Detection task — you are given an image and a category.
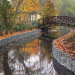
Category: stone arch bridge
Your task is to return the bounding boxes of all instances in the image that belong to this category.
[38,16,75,31]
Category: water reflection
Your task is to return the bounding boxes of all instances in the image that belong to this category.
[0,26,70,75]
[0,38,57,75]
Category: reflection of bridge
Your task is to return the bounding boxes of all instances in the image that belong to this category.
[38,16,75,29]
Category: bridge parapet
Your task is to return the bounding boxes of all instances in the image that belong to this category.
[38,16,75,29]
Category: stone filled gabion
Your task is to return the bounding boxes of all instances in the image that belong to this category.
[52,40,75,73]
[0,30,41,46]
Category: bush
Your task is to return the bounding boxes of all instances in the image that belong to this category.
[14,24,29,31]
[32,21,38,25]
[14,23,38,32]
[14,25,23,31]
[0,28,3,35]
[5,28,12,34]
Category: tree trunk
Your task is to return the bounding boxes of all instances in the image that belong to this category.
[15,0,23,24]
[3,52,12,75]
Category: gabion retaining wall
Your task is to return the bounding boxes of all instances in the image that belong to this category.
[53,58,75,75]
[52,31,75,73]
[0,30,41,46]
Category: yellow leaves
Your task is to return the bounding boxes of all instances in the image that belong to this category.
[12,0,32,12]
[42,0,57,17]
[11,0,41,23]
[17,0,40,12]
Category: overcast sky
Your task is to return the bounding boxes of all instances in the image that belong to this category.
[8,0,11,1]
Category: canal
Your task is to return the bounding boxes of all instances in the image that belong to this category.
[0,26,73,75]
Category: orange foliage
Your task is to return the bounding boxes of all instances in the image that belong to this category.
[54,29,75,57]
[42,0,57,17]
[11,0,41,23]
[0,29,39,39]
[19,0,40,12]
[20,39,41,55]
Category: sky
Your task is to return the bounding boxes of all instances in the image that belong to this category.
[8,0,11,1]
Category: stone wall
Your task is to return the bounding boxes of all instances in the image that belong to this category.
[52,30,75,73]
[0,30,41,47]
[53,58,74,75]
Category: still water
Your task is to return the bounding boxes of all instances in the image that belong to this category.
[0,26,70,75]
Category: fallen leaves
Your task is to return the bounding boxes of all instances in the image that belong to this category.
[0,29,39,39]
[54,29,75,57]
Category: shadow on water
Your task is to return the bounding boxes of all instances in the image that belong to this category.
[0,26,74,75]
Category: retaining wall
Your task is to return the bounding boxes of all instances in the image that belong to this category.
[52,30,75,73]
[0,30,41,47]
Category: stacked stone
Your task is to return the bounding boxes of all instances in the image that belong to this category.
[52,39,75,73]
[0,30,41,47]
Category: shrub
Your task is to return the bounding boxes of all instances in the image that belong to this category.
[14,23,37,32]
[0,28,3,35]
[5,28,10,34]
[32,21,38,25]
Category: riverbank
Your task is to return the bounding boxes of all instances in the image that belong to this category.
[0,29,38,40]
[54,29,75,57]
[0,29,41,46]
[52,29,75,73]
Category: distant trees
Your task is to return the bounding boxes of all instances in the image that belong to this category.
[60,0,75,17]
[66,1,75,17]
[42,0,57,18]
[41,0,75,17]
[52,0,62,15]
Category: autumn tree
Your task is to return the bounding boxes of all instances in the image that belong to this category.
[52,0,62,15]
[42,0,56,18]
[11,0,41,24]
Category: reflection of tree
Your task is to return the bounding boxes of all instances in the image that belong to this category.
[14,45,35,75]
[40,38,53,61]
[0,39,41,74]
[15,45,30,60]
[3,52,12,75]
[0,38,55,75]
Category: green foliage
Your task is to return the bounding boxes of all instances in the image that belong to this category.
[32,21,38,25]
[60,0,75,17]
[14,23,37,32]
[0,28,3,35]
[14,24,26,31]
[0,0,15,30]
[67,2,75,17]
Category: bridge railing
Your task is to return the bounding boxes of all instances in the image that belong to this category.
[38,16,75,28]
